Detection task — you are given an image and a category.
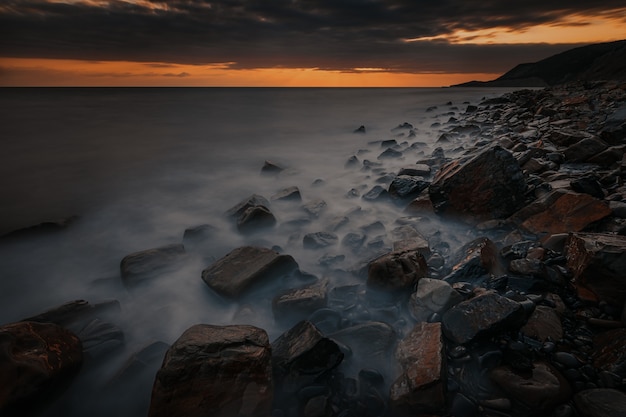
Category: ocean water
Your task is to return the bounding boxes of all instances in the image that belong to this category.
[0,87,517,415]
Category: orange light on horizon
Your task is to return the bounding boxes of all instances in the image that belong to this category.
[0,58,499,87]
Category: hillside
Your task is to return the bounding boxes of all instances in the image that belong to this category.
[455,39,626,87]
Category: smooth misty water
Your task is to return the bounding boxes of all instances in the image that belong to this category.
[0,87,516,415]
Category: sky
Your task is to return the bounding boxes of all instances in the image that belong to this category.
[1,0,626,87]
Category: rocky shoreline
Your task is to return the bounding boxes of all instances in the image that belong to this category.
[2,81,626,417]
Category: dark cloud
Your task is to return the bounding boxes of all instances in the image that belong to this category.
[1,0,625,74]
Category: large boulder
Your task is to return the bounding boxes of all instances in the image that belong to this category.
[442,292,526,345]
[367,248,428,292]
[511,190,611,237]
[409,278,463,322]
[202,246,299,298]
[120,244,186,289]
[574,388,626,417]
[148,324,272,417]
[429,146,526,222]
[0,321,83,415]
[390,322,446,415]
[563,137,608,163]
[565,233,626,306]
[592,328,626,379]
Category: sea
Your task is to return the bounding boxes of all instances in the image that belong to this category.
[0,87,518,416]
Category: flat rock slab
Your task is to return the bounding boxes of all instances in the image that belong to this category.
[442,292,525,345]
[490,362,571,413]
[511,190,611,236]
[120,244,186,288]
[202,246,298,298]
[148,324,272,417]
[574,388,626,417]
[429,145,526,222]
[565,233,626,306]
[390,322,446,415]
[0,321,83,413]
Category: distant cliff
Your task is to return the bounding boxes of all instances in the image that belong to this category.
[455,39,626,87]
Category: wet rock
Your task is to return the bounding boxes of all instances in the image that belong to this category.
[429,145,526,222]
[77,318,125,360]
[570,176,605,199]
[378,148,403,159]
[329,322,395,368]
[367,248,428,292]
[390,322,446,415]
[404,194,434,214]
[21,299,120,329]
[341,232,366,252]
[444,237,504,284]
[110,341,170,383]
[353,125,366,134]
[490,362,571,413]
[261,159,284,175]
[120,244,186,289]
[362,185,390,202]
[592,328,626,378]
[520,306,563,342]
[201,246,299,298]
[388,175,429,200]
[148,324,272,417]
[563,138,608,163]
[272,186,302,202]
[237,205,277,233]
[574,388,626,417]
[398,164,431,177]
[183,224,216,246]
[226,194,271,218]
[0,215,79,240]
[565,233,626,306]
[0,321,83,415]
[442,291,525,345]
[409,278,463,322]
[273,279,329,322]
[302,199,328,217]
[272,321,343,390]
[345,155,360,168]
[303,232,338,249]
[511,190,611,236]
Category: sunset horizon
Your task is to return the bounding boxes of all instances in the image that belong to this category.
[2,1,626,87]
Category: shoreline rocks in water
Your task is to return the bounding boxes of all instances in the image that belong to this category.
[3,81,626,417]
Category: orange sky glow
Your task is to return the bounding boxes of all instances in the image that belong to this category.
[2,7,625,87]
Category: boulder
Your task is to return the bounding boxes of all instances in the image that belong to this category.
[442,292,525,345]
[302,199,327,218]
[429,146,526,222]
[520,306,563,342]
[490,362,571,413]
[148,324,272,417]
[271,186,302,202]
[388,175,429,200]
[237,205,276,233]
[201,246,299,298]
[367,248,428,292]
[563,137,608,163]
[574,389,626,417]
[303,232,338,249]
[510,190,611,236]
[0,321,83,414]
[120,244,186,289]
[565,233,626,306]
[390,322,446,415]
[341,232,367,252]
[409,278,463,322]
[261,160,284,175]
[591,328,626,378]
[272,279,329,322]
[444,237,504,284]
[362,185,390,202]
[226,194,271,219]
[570,176,605,199]
[378,148,403,159]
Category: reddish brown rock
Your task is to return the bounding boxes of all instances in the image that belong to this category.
[428,146,526,222]
[202,246,299,298]
[367,248,428,291]
[390,322,446,415]
[511,190,611,236]
[442,292,525,345]
[272,278,329,321]
[444,237,505,283]
[490,362,571,413]
[574,388,626,417]
[565,233,626,306]
[148,324,272,417]
[0,321,83,413]
[520,306,564,342]
[592,328,626,378]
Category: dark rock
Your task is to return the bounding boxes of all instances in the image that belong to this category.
[303,232,338,249]
[360,221,386,235]
[77,318,124,360]
[237,205,277,233]
[362,185,390,202]
[574,388,626,417]
[329,322,395,368]
[398,164,431,177]
[409,278,463,322]
[466,105,478,113]
[0,215,79,240]
[110,341,170,383]
[563,138,608,163]
[381,139,398,147]
[148,324,272,417]
[490,362,571,413]
[520,306,563,342]
[201,246,299,298]
[341,232,367,252]
[392,122,414,131]
[367,248,428,292]
[444,237,505,284]
[0,321,83,414]
[21,299,120,329]
[273,279,329,322]
[588,145,626,167]
[378,148,403,159]
[226,194,271,219]
[570,176,605,199]
[429,146,526,222]
[261,160,285,175]
[183,224,216,246]
[390,322,446,415]
[565,233,626,306]
[345,155,360,168]
[592,328,626,378]
[442,291,525,344]
[511,190,611,236]
[120,244,186,289]
[272,186,302,202]
[302,199,328,217]
[388,175,429,200]
[353,125,366,134]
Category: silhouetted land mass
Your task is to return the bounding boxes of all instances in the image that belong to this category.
[455,39,626,87]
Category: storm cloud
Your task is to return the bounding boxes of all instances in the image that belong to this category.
[1,0,625,73]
